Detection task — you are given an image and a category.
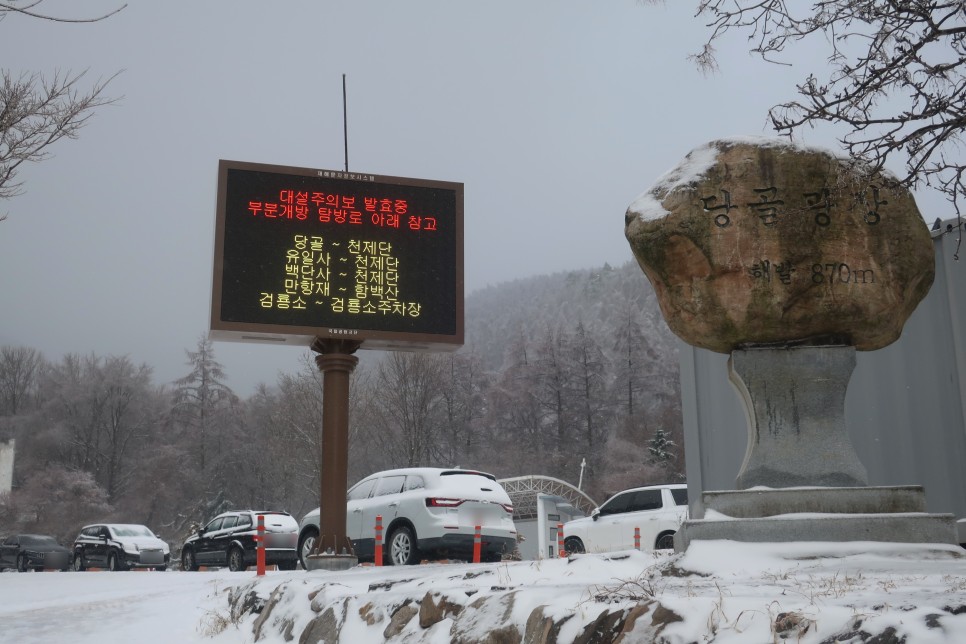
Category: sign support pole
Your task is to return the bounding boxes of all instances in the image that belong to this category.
[304,337,361,571]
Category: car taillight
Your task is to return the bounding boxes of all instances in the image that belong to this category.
[501,504,514,514]
[426,498,464,508]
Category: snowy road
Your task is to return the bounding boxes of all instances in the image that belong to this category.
[0,569,270,644]
[3,542,966,644]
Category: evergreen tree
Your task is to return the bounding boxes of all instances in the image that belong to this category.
[647,427,676,469]
[172,336,236,472]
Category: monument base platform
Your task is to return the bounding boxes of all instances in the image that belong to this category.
[304,553,358,572]
[676,486,959,551]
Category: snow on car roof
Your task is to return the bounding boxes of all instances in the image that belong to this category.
[358,467,498,482]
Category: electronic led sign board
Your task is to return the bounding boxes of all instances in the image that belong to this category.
[211,160,464,351]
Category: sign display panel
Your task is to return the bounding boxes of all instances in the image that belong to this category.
[211,160,464,350]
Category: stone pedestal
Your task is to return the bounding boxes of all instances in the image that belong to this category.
[676,486,958,550]
[730,345,867,489]
[673,346,957,551]
[304,553,358,572]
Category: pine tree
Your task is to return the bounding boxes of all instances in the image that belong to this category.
[172,336,236,472]
[647,427,676,469]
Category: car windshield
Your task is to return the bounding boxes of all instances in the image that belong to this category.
[20,535,58,547]
[110,525,155,538]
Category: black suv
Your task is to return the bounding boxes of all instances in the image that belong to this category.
[72,524,170,571]
[0,534,71,572]
[181,510,299,571]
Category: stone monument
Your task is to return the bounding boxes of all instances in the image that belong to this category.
[625,137,957,548]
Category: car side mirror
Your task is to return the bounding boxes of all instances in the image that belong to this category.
[591,509,600,521]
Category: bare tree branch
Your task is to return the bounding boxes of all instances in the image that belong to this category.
[0,1,126,23]
[0,69,121,207]
[690,1,966,227]
[0,1,125,219]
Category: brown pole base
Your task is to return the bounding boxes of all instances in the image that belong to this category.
[310,338,361,564]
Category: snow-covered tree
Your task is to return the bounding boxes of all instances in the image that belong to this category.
[568,321,612,450]
[0,345,43,415]
[96,356,156,502]
[435,351,489,466]
[369,352,445,468]
[482,330,549,476]
[533,324,578,447]
[647,427,677,470]
[34,353,157,503]
[612,305,648,419]
[0,262,688,524]
[172,336,236,472]
[10,465,113,544]
[231,355,369,516]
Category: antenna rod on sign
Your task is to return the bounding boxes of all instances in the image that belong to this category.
[342,74,349,172]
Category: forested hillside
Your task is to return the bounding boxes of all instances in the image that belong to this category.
[0,261,684,546]
[462,261,684,489]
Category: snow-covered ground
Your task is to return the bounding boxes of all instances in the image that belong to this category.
[2,541,965,643]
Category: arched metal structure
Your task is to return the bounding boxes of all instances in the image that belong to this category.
[498,475,598,521]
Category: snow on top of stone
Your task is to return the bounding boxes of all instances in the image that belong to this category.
[626,136,844,223]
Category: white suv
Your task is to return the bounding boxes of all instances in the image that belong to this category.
[298,468,517,566]
[562,483,687,554]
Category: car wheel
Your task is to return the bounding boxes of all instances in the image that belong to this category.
[107,552,125,571]
[155,565,167,572]
[298,528,318,569]
[387,526,419,566]
[16,554,28,572]
[564,537,585,555]
[655,532,676,550]
[72,553,86,572]
[182,548,198,571]
[227,547,245,572]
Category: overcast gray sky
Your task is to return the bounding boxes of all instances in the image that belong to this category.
[1,1,950,396]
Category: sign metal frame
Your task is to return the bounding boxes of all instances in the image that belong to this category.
[210,159,464,352]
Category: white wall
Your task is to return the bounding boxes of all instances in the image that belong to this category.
[0,440,14,495]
